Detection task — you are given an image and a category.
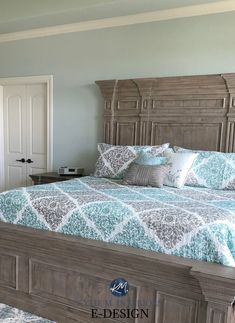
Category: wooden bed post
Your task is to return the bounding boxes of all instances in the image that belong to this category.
[192,270,235,323]
[222,74,235,153]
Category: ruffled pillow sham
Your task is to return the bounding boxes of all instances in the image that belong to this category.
[94,143,169,179]
[174,146,235,189]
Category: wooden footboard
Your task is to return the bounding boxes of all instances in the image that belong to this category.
[0,222,234,323]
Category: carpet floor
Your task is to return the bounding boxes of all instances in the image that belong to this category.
[0,303,55,322]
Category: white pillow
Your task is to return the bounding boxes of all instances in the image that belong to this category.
[164,152,198,188]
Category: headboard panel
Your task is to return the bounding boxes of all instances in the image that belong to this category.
[96,73,235,152]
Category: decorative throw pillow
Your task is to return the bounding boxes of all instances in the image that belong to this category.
[164,151,198,189]
[162,148,174,155]
[123,163,169,187]
[135,152,168,166]
[174,146,235,189]
[94,143,169,179]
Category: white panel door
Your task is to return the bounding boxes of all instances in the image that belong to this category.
[3,85,27,190]
[26,84,47,186]
[3,84,47,190]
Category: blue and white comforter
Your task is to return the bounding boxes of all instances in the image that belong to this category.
[0,176,235,266]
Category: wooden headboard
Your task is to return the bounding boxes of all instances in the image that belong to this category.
[96,74,235,152]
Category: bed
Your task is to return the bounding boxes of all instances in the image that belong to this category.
[1,177,235,267]
[1,73,235,323]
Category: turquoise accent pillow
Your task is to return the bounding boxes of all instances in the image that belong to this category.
[174,146,235,190]
[135,152,168,166]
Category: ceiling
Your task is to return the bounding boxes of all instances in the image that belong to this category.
[0,0,229,34]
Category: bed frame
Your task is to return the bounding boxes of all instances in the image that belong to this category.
[1,73,235,323]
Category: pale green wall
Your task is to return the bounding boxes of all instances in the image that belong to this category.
[0,12,235,173]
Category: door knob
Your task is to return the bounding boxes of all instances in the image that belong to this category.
[26,159,34,163]
[16,158,25,163]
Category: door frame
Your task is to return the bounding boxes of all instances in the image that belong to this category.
[0,75,53,191]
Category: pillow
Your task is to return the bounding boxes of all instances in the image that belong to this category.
[174,146,235,189]
[94,143,169,179]
[164,151,198,189]
[162,147,174,155]
[135,152,168,166]
[123,163,169,187]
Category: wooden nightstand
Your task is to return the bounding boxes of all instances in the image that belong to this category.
[29,172,84,185]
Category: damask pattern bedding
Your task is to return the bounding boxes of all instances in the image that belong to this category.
[0,176,235,266]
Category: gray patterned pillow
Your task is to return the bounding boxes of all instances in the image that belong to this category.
[94,143,169,179]
[174,146,235,189]
[123,163,169,187]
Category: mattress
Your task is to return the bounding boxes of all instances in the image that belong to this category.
[0,176,235,266]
